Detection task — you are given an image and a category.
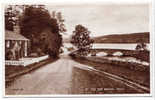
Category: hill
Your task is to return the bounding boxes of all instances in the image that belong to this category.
[93,32,149,43]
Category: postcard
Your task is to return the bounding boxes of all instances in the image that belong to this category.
[0,0,154,99]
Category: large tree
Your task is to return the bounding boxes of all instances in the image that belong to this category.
[19,5,62,58]
[5,5,17,31]
[51,11,67,33]
[71,24,94,56]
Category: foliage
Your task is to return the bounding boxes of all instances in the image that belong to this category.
[135,42,147,51]
[51,11,67,33]
[19,5,62,58]
[5,6,17,31]
[71,24,94,56]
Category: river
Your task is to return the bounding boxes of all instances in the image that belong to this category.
[63,43,150,50]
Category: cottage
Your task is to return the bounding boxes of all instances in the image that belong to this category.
[5,26,29,60]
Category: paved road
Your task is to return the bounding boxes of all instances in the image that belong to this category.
[6,55,141,95]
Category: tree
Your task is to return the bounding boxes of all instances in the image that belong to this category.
[136,42,147,51]
[70,24,94,56]
[135,39,147,51]
[51,11,67,33]
[5,5,33,31]
[19,5,62,58]
[5,5,17,31]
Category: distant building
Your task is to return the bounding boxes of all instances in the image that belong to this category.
[5,26,29,60]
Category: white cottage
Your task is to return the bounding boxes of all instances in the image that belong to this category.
[5,26,29,60]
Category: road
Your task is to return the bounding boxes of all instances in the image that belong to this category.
[5,55,145,95]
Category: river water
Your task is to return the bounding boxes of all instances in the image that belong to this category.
[64,43,150,50]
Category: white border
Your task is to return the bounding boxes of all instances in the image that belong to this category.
[0,0,154,99]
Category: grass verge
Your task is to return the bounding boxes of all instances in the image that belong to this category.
[71,56,150,88]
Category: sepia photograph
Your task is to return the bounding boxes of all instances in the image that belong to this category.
[2,0,153,97]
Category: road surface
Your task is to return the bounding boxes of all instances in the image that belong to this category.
[5,55,145,95]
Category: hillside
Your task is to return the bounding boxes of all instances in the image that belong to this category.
[93,32,149,43]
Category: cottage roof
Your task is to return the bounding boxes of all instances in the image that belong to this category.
[5,30,29,41]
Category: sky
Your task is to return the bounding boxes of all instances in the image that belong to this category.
[46,3,149,37]
[5,1,150,37]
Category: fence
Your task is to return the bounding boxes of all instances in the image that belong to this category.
[5,55,49,67]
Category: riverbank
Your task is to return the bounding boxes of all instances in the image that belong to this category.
[90,49,150,62]
[70,50,150,88]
